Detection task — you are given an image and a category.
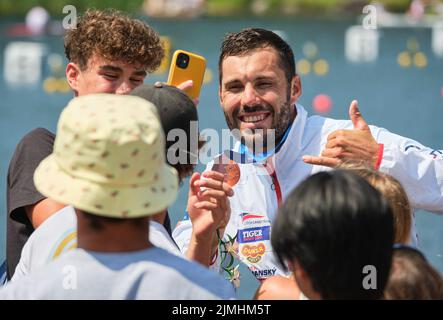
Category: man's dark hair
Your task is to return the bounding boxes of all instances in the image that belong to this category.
[218,28,296,85]
[272,170,394,300]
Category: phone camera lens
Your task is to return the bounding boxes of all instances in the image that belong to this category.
[176,53,189,69]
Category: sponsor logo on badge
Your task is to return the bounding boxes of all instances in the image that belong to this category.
[240,212,270,226]
[252,268,277,280]
[241,212,264,222]
[241,243,266,263]
[238,226,270,244]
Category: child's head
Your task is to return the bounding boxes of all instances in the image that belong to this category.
[384,245,443,299]
[272,170,394,299]
[340,163,412,244]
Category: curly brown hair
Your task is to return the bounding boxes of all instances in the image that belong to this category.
[64,9,164,72]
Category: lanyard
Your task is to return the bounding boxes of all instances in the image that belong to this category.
[237,124,292,164]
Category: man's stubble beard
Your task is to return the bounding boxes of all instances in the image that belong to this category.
[224,97,294,154]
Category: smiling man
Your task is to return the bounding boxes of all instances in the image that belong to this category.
[219,42,299,154]
[173,28,443,283]
[5,9,164,280]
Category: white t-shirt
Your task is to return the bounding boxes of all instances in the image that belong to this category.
[12,206,182,282]
[0,247,236,299]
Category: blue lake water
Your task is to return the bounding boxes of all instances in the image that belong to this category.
[1,16,442,299]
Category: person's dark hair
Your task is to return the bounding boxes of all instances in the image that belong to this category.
[383,245,443,299]
[64,9,164,72]
[272,170,394,300]
[219,28,296,85]
[81,211,147,231]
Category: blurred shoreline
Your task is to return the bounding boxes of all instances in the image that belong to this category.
[1,0,442,18]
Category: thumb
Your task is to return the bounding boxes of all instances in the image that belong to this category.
[349,100,369,130]
[188,172,201,197]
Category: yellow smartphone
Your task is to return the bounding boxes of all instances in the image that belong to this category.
[167,50,206,100]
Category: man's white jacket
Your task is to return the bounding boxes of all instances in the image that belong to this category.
[173,104,443,281]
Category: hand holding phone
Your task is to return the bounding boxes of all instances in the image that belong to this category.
[167,50,206,101]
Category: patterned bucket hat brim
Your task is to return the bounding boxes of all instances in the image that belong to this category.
[34,94,179,219]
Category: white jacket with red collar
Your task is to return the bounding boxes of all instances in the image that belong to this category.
[173,104,443,281]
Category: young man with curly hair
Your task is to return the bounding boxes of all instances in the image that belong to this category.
[5,9,167,280]
[63,9,164,96]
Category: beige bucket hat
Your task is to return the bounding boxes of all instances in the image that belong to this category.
[34,93,178,218]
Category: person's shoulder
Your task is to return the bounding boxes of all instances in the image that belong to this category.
[0,274,33,299]
[25,206,76,247]
[306,114,352,131]
[254,275,300,300]
[19,128,55,147]
[149,247,206,272]
[148,248,235,296]
[11,128,55,161]
[7,128,56,215]
[262,275,295,290]
[0,251,76,299]
[299,115,351,147]
[305,113,386,136]
[149,221,182,255]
